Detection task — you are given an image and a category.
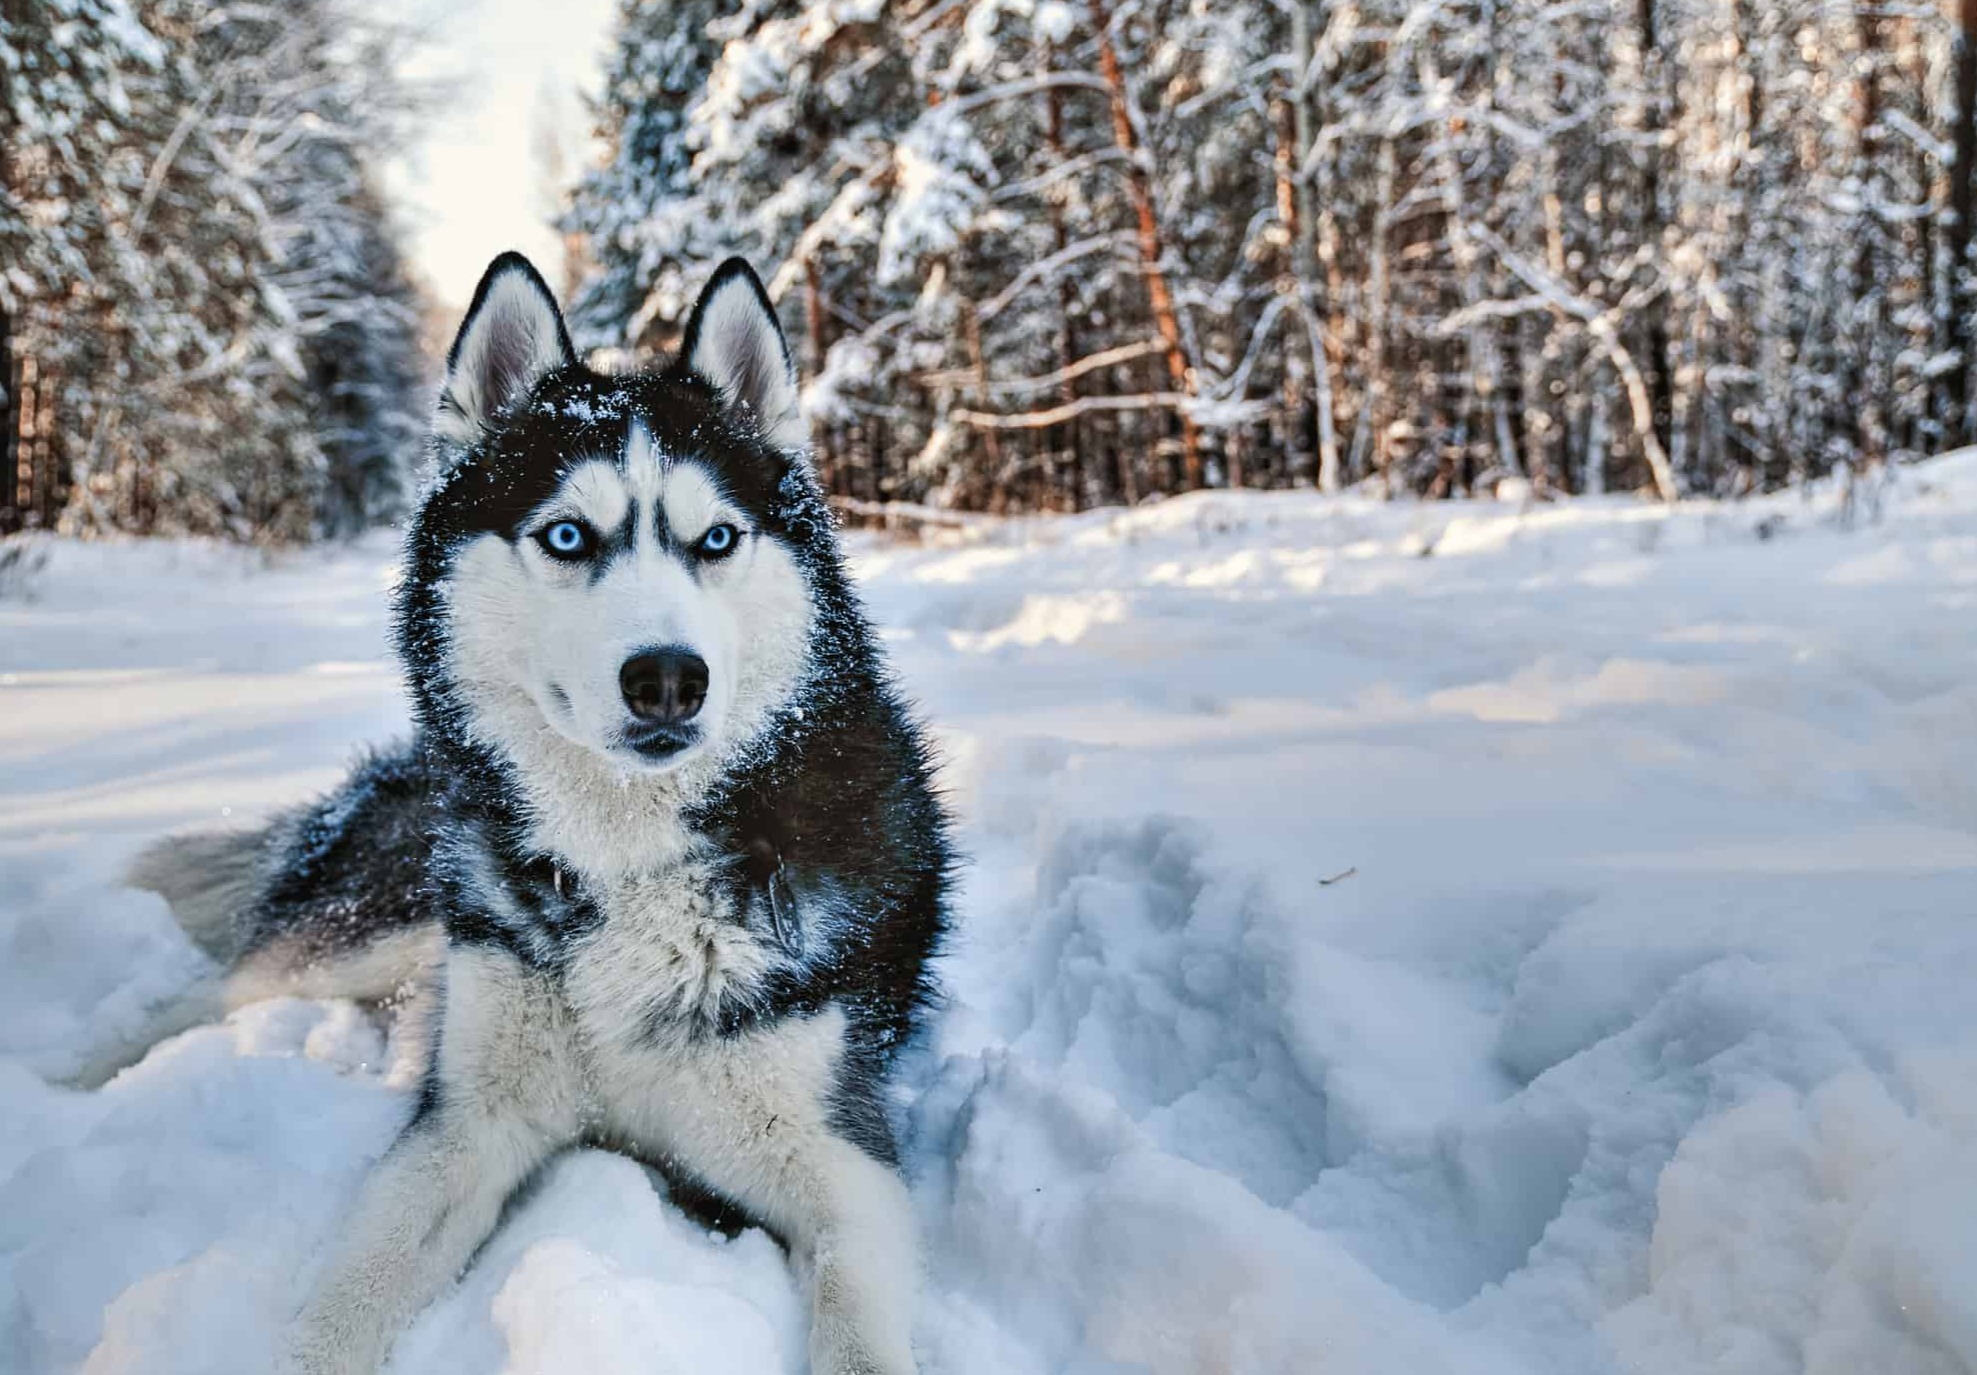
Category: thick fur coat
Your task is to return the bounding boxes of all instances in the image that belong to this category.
[94,254,953,1375]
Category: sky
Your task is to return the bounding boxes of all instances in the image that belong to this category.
[381,0,621,312]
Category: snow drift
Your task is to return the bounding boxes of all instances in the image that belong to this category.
[4,457,1976,1373]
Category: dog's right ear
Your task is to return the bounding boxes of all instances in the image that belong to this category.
[680,258,806,452]
[435,252,575,446]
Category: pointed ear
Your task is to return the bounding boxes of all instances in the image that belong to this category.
[680,259,806,451]
[435,252,575,445]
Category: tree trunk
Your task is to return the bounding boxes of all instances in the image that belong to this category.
[1352,138,1397,490]
[0,95,16,536]
[1042,44,1084,508]
[1278,0,1341,491]
[1951,0,1977,442]
[1637,0,1676,494]
[1852,4,1886,464]
[1088,0,1201,488]
[1273,90,1313,483]
[962,300,1007,509]
[0,305,15,536]
[802,259,838,492]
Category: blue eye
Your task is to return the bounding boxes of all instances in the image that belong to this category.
[699,523,739,558]
[539,520,592,559]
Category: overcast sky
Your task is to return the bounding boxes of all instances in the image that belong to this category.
[382,0,620,312]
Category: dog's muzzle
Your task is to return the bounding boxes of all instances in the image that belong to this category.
[619,647,708,758]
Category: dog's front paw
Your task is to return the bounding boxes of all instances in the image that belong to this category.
[280,1335,345,1375]
[809,1308,916,1375]
[810,1341,917,1375]
[283,1309,384,1375]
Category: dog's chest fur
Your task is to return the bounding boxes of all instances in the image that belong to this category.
[511,852,849,1187]
[560,855,779,1048]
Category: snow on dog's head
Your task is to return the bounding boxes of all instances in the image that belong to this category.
[399,252,828,802]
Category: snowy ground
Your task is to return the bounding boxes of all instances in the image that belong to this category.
[4,458,1977,1375]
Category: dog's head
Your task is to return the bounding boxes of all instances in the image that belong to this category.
[401,253,829,789]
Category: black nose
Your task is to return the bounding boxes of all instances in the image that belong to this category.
[619,648,708,724]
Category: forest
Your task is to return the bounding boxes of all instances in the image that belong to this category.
[564,0,1977,511]
[1,0,426,540]
[9,0,1977,535]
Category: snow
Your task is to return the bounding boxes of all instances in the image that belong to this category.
[5,454,1977,1372]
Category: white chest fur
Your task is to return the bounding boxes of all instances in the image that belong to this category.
[545,867,853,1227]
[560,857,780,1052]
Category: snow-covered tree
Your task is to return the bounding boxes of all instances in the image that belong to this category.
[558,0,1977,509]
[1,0,160,530]
[559,0,728,353]
[1,0,428,540]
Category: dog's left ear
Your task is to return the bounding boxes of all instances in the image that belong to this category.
[436,251,576,445]
[681,259,807,452]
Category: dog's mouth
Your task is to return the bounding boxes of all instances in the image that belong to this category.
[619,720,702,766]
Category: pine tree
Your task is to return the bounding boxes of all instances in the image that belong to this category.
[560,0,727,354]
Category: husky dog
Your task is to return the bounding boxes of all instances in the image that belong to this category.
[90,253,953,1375]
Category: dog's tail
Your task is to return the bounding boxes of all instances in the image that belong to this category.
[67,973,231,1090]
[78,748,445,1089]
[64,827,279,1089]
[123,825,272,966]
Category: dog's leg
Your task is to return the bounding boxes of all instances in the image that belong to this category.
[787,1132,920,1375]
[290,946,581,1375]
[615,1009,918,1375]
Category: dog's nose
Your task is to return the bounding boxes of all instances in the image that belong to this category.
[619,648,708,724]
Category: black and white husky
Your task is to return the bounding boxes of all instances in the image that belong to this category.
[83,253,953,1375]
